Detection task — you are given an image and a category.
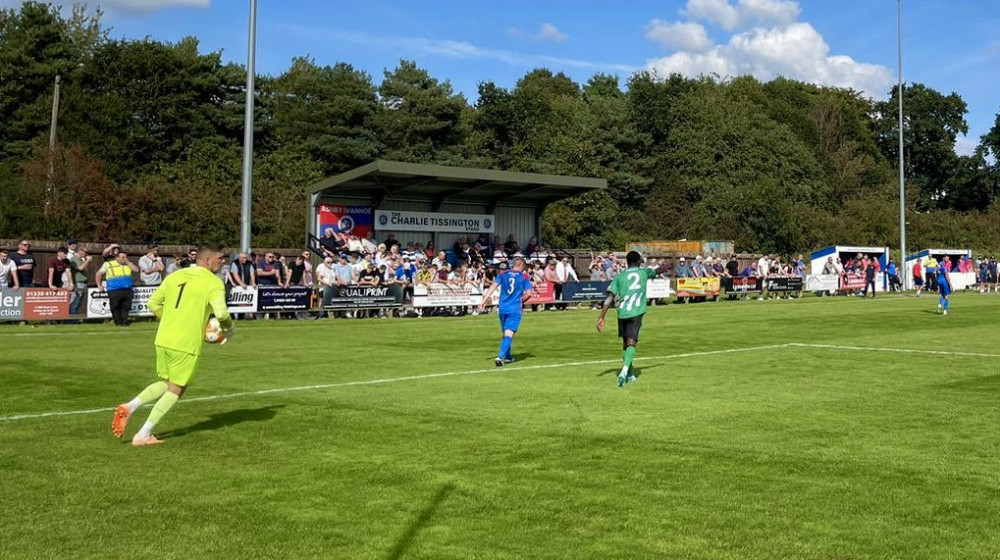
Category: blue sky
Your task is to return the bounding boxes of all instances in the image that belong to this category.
[25,0,1000,155]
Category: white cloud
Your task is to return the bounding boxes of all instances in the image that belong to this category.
[510,23,568,43]
[280,25,636,74]
[645,6,893,98]
[682,0,799,32]
[954,136,978,157]
[538,23,567,43]
[645,20,713,52]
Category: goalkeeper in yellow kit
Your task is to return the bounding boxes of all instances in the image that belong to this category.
[112,243,234,446]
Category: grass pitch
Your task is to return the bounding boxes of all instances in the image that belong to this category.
[2,293,1000,559]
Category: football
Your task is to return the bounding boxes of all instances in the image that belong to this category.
[204,317,227,345]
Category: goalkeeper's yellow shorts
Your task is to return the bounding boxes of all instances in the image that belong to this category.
[155,346,201,387]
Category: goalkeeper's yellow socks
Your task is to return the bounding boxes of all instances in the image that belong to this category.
[135,391,179,438]
[127,381,168,413]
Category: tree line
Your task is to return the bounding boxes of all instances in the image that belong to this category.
[1,2,999,255]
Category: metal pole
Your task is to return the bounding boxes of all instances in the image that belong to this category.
[240,0,258,253]
[897,0,907,289]
[45,74,61,217]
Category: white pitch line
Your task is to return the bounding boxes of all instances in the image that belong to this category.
[787,342,1000,358]
[0,344,787,423]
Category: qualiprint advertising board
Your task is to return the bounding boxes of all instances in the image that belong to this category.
[375,210,495,234]
[0,288,72,320]
[324,284,404,310]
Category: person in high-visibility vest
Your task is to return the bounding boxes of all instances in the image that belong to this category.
[97,248,139,327]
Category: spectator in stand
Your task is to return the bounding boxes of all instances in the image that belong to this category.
[228,252,256,288]
[604,252,620,280]
[524,236,539,258]
[360,231,377,255]
[319,229,341,258]
[588,255,605,281]
[432,251,448,269]
[725,255,740,278]
[47,247,72,290]
[741,262,756,277]
[97,249,139,327]
[383,233,401,252]
[139,245,165,286]
[300,250,314,288]
[256,252,283,286]
[558,256,579,284]
[333,255,355,287]
[795,254,805,278]
[423,241,437,260]
[674,257,693,278]
[11,240,36,287]
[346,234,364,254]
[163,253,181,276]
[712,258,726,278]
[315,256,336,317]
[503,234,519,257]
[822,256,837,275]
[834,257,845,276]
[0,249,20,290]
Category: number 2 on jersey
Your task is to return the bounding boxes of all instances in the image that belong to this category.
[627,272,641,291]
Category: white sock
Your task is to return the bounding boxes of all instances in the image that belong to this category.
[135,421,155,439]
[619,365,630,377]
[127,398,142,414]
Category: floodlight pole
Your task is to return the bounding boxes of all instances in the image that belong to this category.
[240,0,258,253]
[897,0,907,289]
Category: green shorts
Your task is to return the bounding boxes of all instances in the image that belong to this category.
[155,346,201,387]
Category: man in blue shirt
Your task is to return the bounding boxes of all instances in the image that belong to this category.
[479,257,533,367]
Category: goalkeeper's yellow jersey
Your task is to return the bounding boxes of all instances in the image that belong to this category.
[148,265,232,356]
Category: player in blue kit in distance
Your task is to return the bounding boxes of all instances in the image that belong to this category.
[479,257,533,368]
[937,256,953,315]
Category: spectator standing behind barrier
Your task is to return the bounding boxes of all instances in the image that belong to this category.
[11,240,36,287]
[925,256,938,292]
[0,249,21,289]
[725,255,739,278]
[179,248,197,269]
[912,260,924,296]
[756,254,769,279]
[287,255,307,287]
[68,248,91,315]
[47,247,72,291]
[822,257,837,275]
[256,253,282,286]
[674,257,693,278]
[228,252,256,288]
[139,245,164,286]
[862,260,877,298]
[886,259,900,292]
[97,250,139,327]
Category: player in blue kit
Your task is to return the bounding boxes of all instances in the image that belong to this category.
[479,257,533,367]
[937,256,953,315]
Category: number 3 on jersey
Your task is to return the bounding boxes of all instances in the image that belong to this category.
[507,277,516,294]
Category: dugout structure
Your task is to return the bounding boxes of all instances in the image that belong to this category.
[810,245,890,289]
[904,248,973,290]
[305,160,605,250]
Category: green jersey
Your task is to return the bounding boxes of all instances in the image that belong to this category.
[608,266,658,319]
[148,265,232,356]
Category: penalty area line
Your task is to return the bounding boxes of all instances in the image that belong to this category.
[0,343,787,423]
[787,343,1000,359]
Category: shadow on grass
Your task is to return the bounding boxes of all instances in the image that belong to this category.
[596,363,665,379]
[936,374,1000,391]
[492,352,536,363]
[158,404,285,439]
[386,483,454,560]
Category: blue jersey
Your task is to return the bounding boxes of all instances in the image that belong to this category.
[938,268,951,292]
[496,270,532,315]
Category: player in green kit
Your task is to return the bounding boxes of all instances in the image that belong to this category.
[111,243,234,446]
[596,251,669,388]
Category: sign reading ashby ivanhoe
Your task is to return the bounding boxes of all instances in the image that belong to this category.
[375,210,495,233]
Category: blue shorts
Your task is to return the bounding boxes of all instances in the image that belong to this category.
[939,283,951,296]
[499,313,522,333]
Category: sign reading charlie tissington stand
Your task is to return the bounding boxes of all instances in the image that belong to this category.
[375,210,495,234]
